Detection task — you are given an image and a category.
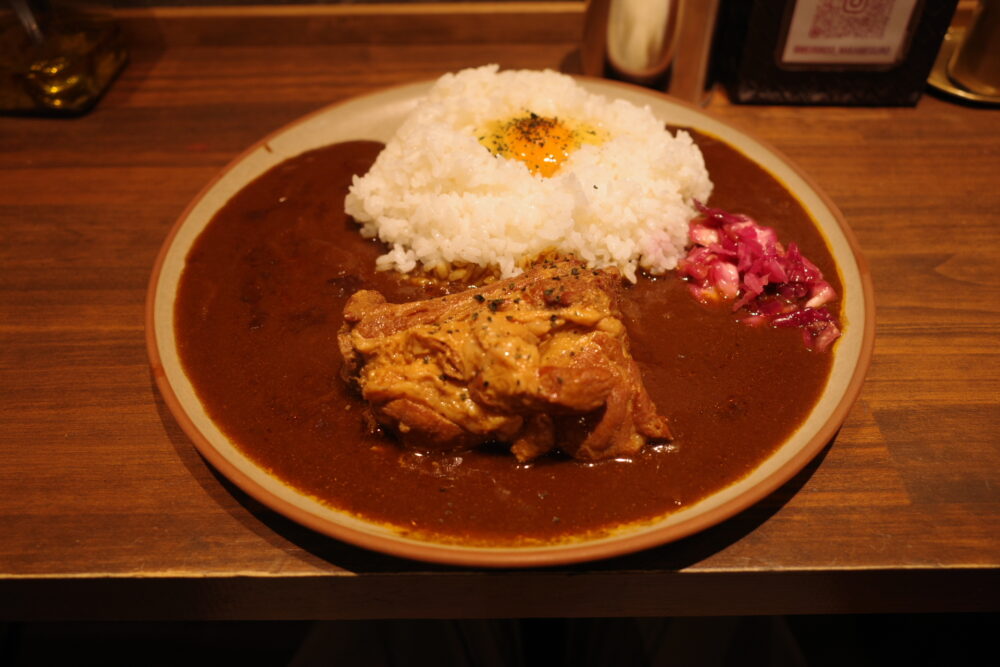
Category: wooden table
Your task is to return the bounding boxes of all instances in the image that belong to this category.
[2,4,998,621]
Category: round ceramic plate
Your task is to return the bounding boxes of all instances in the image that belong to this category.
[147,76,875,568]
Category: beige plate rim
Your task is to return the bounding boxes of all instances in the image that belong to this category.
[145,74,876,568]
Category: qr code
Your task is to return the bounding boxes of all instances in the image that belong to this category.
[808,0,895,39]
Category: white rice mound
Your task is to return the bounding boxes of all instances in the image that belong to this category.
[344,65,713,283]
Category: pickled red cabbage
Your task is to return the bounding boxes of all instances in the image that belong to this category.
[678,203,841,351]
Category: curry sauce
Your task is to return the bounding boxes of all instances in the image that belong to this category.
[174,132,839,545]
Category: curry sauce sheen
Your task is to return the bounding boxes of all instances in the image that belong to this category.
[175,131,840,544]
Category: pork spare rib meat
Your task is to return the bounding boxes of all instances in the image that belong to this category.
[338,257,671,462]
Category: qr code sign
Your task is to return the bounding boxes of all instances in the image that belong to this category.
[781,0,917,65]
[809,0,895,39]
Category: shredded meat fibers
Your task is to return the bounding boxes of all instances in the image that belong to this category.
[338,258,670,462]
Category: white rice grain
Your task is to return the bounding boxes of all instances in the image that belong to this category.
[344,65,712,282]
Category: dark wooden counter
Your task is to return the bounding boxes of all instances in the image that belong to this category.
[1,3,997,620]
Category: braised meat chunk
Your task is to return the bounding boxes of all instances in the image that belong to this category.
[338,258,670,462]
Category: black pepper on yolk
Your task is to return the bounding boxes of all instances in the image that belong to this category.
[479,112,605,178]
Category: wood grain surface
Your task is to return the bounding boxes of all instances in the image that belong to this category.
[1,3,998,620]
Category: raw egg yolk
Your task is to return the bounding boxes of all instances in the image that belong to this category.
[479,113,604,177]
